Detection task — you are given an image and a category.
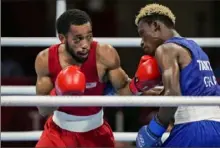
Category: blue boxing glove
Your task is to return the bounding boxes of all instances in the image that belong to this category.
[136,115,167,147]
[104,81,117,96]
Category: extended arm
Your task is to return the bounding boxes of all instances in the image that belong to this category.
[98,44,132,95]
[98,45,162,96]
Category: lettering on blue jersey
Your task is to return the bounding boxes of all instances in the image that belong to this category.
[197,60,217,87]
[204,76,217,87]
[197,60,213,71]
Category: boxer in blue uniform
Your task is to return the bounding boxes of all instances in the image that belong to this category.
[135,3,220,147]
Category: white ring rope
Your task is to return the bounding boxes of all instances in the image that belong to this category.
[1,96,220,107]
[1,37,219,144]
[1,86,163,95]
[1,86,36,95]
[1,37,220,47]
[0,131,170,142]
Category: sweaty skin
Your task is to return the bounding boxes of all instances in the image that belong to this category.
[35,49,57,116]
[155,42,192,126]
[35,42,162,116]
[35,43,129,116]
[35,20,164,116]
[97,44,163,96]
[137,18,193,127]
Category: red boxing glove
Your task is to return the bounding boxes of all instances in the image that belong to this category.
[55,66,86,95]
[50,88,57,96]
[129,55,161,95]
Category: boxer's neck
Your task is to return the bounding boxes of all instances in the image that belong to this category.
[60,44,82,66]
[162,29,180,42]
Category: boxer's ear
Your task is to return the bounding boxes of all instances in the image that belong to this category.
[58,34,66,44]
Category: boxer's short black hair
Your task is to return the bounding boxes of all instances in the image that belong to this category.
[56,9,92,35]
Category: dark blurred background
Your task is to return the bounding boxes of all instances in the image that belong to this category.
[1,0,220,147]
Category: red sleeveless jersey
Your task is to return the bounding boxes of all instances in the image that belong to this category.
[48,41,106,116]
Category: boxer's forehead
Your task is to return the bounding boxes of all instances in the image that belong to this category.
[138,20,151,36]
[69,22,92,36]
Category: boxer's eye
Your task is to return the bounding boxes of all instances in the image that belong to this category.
[86,34,93,41]
[138,30,145,37]
[73,37,82,43]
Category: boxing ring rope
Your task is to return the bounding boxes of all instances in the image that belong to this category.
[1,37,220,47]
[1,96,220,107]
[1,37,220,143]
[1,86,36,95]
[2,0,220,144]
[1,86,164,95]
[1,131,170,142]
[1,96,219,142]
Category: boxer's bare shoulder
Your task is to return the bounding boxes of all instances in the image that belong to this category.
[97,44,120,70]
[35,48,50,76]
[156,43,191,70]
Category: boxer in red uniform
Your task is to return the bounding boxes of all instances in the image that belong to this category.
[35,9,161,147]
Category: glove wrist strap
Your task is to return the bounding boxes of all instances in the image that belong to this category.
[129,78,143,95]
[148,115,167,137]
[50,88,57,96]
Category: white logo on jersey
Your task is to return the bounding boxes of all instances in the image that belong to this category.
[197,60,217,87]
[86,82,97,89]
[204,76,217,87]
[197,60,213,71]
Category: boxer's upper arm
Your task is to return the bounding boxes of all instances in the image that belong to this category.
[154,43,181,127]
[35,49,53,95]
[35,49,56,116]
[99,45,132,95]
[155,44,181,96]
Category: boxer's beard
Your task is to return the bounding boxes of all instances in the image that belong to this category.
[65,43,87,63]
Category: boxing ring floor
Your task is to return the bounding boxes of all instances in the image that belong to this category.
[1,37,220,145]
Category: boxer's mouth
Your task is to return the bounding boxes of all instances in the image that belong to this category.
[143,46,150,53]
[77,52,88,58]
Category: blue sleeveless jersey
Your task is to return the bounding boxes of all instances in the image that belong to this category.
[164,37,220,96]
[161,37,220,147]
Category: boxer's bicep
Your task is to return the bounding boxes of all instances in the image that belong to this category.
[35,50,53,95]
[100,44,131,95]
[106,51,131,95]
[154,44,180,126]
[35,50,57,116]
[36,76,53,95]
[155,44,181,96]
[108,67,132,95]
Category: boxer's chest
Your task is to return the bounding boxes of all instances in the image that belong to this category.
[58,53,106,84]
